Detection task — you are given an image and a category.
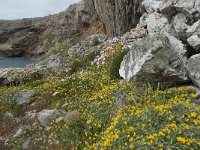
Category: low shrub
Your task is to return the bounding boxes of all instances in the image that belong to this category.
[68,51,100,74]
[108,43,129,79]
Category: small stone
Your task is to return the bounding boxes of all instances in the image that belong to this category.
[56,117,64,123]
[45,126,51,131]
[13,128,23,138]
[61,79,65,82]
[22,140,30,149]
[14,90,36,105]
[25,110,36,119]
[38,109,56,127]
[52,92,59,96]
[4,139,9,145]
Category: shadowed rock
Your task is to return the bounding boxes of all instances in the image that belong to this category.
[186,54,200,88]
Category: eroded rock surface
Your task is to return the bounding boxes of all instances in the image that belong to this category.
[35,55,66,70]
[119,34,188,83]
[0,1,104,57]
[38,110,80,127]
[14,90,36,105]
[0,0,145,57]
[93,0,143,36]
[0,67,42,86]
[119,0,200,86]
[186,54,200,87]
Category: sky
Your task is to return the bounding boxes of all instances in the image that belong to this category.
[0,0,80,20]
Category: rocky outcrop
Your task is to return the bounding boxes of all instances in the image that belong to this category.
[143,0,200,45]
[14,90,36,105]
[0,0,145,57]
[35,55,66,70]
[0,67,42,86]
[0,23,46,56]
[93,0,143,36]
[119,0,200,86]
[0,1,104,57]
[38,110,80,127]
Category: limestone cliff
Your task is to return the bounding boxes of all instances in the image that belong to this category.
[0,1,103,56]
[0,0,142,57]
[93,0,143,36]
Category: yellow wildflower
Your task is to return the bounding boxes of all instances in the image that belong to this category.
[127,126,134,132]
[129,137,134,142]
[177,137,187,144]
[158,131,165,137]
[190,112,197,118]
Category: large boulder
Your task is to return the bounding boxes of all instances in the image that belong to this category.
[186,54,200,87]
[38,109,56,127]
[119,34,188,83]
[122,25,148,47]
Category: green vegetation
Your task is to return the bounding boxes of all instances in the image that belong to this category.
[0,39,199,149]
[108,43,129,79]
[39,43,70,61]
[68,51,100,74]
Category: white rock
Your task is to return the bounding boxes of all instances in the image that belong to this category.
[35,55,65,70]
[38,109,80,127]
[56,117,64,123]
[186,54,200,88]
[38,109,56,126]
[186,20,200,38]
[172,13,188,35]
[52,92,59,96]
[25,110,36,119]
[22,140,30,149]
[142,0,171,13]
[187,31,200,52]
[13,128,23,138]
[119,34,188,83]
[146,12,176,36]
[0,67,41,86]
[14,90,36,105]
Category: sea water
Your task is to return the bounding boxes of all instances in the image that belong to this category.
[0,57,36,68]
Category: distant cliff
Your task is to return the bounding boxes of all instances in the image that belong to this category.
[0,0,142,57]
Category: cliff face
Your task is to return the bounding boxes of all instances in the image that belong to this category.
[93,0,143,36]
[0,1,104,56]
[0,0,142,57]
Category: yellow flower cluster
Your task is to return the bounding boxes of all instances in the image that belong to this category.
[0,43,200,149]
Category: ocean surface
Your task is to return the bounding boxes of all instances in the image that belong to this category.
[0,57,36,68]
